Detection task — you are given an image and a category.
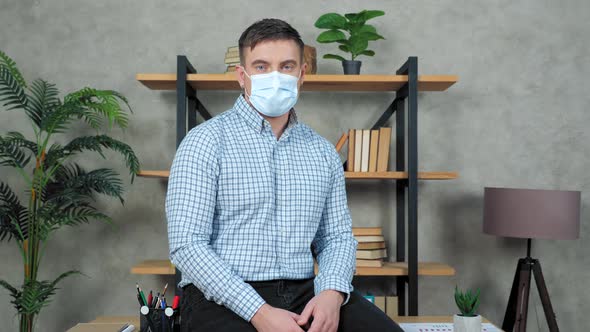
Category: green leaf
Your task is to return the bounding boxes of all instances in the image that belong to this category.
[0,182,28,241]
[0,50,26,88]
[314,13,347,29]
[323,54,347,62]
[349,35,369,57]
[358,10,385,22]
[344,13,359,23]
[26,79,60,128]
[0,134,33,168]
[0,279,18,296]
[316,30,347,43]
[360,31,385,41]
[0,67,28,111]
[359,24,377,34]
[45,135,139,182]
[360,50,375,56]
[339,45,351,53]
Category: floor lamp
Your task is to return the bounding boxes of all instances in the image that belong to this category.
[483,187,580,332]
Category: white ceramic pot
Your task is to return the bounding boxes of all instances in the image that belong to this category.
[453,314,482,332]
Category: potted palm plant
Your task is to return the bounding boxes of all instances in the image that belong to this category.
[314,10,385,74]
[0,50,139,332]
[454,286,482,332]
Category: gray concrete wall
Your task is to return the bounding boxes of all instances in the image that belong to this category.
[1,0,588,330]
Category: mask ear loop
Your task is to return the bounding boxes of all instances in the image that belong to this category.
[240,66,252,99]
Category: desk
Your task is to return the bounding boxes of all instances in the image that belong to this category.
[68,315,503,331]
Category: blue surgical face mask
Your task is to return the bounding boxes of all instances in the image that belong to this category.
[243,70,300,117]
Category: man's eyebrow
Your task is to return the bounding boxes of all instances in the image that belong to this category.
[250,59,270,66]
[280,59,298,66]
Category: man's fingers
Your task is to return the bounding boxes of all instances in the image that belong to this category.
[297,303,314,325]
[307,314,325,332]
[287,311,301,320]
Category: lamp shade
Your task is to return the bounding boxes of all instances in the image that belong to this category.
[483,187,580,240]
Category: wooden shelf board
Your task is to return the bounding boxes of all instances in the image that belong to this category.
[354,262,455,276]
[130,259,175,275]
[136,73,458,92]
[138,170,458,180]
[344,171,458,180]
[131,259,454,277]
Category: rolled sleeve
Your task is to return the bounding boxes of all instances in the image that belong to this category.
[312,144,357,305]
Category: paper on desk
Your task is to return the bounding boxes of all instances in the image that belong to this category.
[399,323,500,332]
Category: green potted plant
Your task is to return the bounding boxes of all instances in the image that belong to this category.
[454,286,482,332]
[0,50,139,332]
[314,10,385,74]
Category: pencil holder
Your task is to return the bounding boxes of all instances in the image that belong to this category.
[139,306,179,332]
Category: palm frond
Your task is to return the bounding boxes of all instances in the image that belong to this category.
[39,87,131,134]
[26,79,60,128]
[37,203,111,239]
[44,164,125,205]
[0,50,27,87]
[0,182,28,241]
[0,133,34,168]
[0,67,28,111]
[0,51,27,111]
[10,274,78,315]
[60,135,139,181]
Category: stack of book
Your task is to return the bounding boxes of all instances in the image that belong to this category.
[346,128,392,172]
[224,46,240,73]
[353,227,387,267]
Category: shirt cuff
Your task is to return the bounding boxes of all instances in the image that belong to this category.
[219,283,266,322]
[314,274,353,306]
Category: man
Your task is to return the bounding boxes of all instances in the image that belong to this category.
[166,18,403,332]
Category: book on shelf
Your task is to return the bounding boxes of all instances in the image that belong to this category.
[227,46,239,53]
[356,249,387,260]
[345,127,392,173]
[356,259,383,267]
[361,129,370,172]
[377,127,392,172]
[369,129,379,172]
[354,129,362,172]
[225,50,239,58]
[224,56,241,64]
[357,241,386,250]
[355,235,385,243]
[352,227,382,236]
[347,129,355,172]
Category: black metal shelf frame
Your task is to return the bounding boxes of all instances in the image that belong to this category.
[173,55,421,316]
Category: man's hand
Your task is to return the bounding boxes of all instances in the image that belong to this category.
[251,303,304,332]
[297,290,344,332]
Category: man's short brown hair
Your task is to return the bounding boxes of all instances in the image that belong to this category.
[238,18,304,65]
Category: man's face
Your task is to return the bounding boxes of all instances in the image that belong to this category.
[237,39,307,101]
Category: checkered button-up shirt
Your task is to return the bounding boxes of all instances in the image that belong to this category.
[165,95,357,321]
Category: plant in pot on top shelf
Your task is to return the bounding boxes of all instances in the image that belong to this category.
[454,286,482,332]
[314,10,385,75]
[0,50,139,332]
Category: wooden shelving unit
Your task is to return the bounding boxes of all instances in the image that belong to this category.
[136,73,458,92]
[137,170,458,180]
[132,259,455,277]
[135,55,458,316]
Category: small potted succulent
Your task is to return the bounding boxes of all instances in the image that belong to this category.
[314,10,385,74]
[454,286,482,332]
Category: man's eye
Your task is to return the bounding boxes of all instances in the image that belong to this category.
[283,65,294,71]
[255,65,266,71]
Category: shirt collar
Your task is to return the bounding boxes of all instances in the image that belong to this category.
[233,94,299,135]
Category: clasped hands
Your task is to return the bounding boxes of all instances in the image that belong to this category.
[251,290,344,332]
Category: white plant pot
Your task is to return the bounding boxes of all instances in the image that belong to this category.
[453,314,482,332]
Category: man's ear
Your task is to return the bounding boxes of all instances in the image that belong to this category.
[236,64,246,89]
[299,63,308,85]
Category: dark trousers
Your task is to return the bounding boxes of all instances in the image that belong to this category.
[181,279,404,332]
